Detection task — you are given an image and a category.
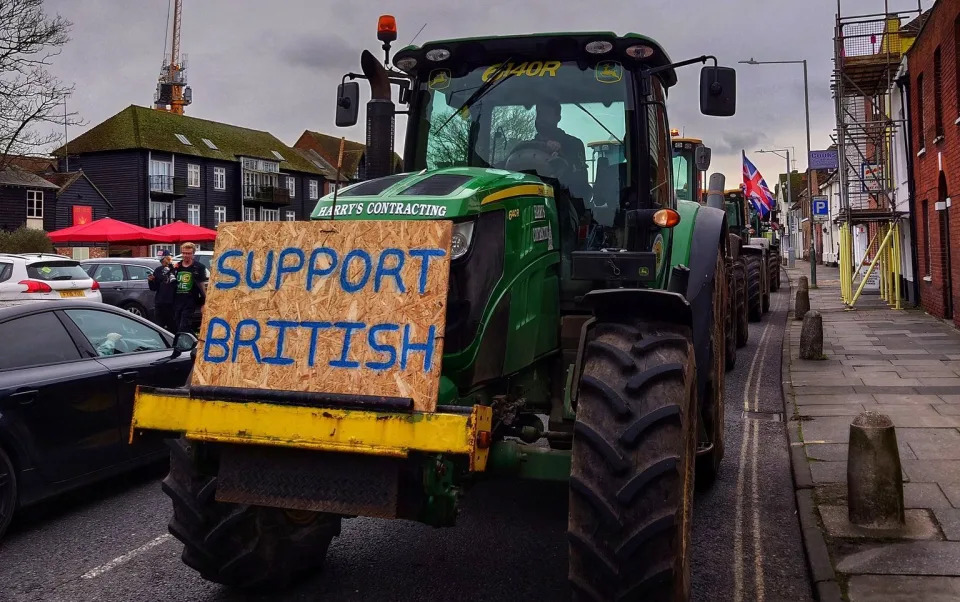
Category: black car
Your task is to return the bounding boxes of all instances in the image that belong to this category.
[0,300,195,539]
[80,258,162,322]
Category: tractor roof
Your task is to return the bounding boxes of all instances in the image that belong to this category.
[672,137,703,145]
[394,32,677,87]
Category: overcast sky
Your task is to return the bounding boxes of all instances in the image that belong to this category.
[45,0,932,190]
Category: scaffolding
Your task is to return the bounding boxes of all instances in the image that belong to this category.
[833,1,925,308]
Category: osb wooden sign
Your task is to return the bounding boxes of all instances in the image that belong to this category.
[192,220,453,412]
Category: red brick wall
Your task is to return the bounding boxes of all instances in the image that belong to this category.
[909,0,960,323]
[55,246,108,258]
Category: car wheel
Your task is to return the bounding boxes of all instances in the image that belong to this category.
[122,302,148,318]
[0,447,17,540]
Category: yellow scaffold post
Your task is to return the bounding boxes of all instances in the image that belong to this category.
[848,219,899,308]
[840,223,851,303]
[891,221,902,310]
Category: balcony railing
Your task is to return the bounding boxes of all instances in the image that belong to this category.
[243,184,291,205]
[149,175,187,197]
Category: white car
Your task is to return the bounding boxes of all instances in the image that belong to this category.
[0,253,103,302]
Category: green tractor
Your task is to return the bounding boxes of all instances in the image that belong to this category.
[724,188,770,320]
[134,21,737,601]
[671,134,748,366]
[750,205,782,292]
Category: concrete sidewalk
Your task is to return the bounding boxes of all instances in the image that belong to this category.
[784,265,960,601]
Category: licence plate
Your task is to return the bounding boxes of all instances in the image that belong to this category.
[59,290,85,298]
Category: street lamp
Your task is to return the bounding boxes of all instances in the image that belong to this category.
[739,57,816,287]
[757,148,792,262]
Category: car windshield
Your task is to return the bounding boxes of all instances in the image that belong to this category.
[410,59,632,226]
[26,261,89,281]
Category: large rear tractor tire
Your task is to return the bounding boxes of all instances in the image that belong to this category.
[769,253,781,292]
[733,260,749,347]
[724,261,737,372]
[697,254,726,487]
[568,320,697,602]
[746,255,763,322]
[163,439,342,590]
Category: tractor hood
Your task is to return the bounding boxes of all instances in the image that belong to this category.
[310,167,552,220]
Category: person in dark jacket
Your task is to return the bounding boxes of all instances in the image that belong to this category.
[148,250,177,332]
[172,242,207,334]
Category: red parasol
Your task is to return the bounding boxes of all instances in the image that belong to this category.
[47,217,175,244]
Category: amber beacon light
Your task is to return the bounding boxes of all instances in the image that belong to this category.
[378,15,398,43]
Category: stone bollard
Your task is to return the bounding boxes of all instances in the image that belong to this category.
[799,310,823,360]
[847,412,905,529]
[798,276,809,291]
[795,286,810,321]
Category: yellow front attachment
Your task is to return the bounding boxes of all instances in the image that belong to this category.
[131,388,493,471]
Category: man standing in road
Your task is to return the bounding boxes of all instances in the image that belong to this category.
[172,242,207,334]
[148,250,177,331]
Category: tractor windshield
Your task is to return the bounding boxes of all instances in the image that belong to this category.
[671,151,692,202]
[408,59,636,227]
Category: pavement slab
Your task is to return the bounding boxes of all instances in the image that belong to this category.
[818,506,940,540]
[847,575,960,601]
[786,266,960,599]
[836,541,960,576]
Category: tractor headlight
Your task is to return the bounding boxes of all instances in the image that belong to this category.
[451,221,475,260]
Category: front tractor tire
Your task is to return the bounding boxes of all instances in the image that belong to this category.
[569,320,697,602]
[163,439,342,590]
[746,255,763,322]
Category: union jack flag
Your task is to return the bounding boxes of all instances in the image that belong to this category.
[742,151,777,217]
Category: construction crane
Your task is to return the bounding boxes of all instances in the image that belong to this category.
[154,0,192,115]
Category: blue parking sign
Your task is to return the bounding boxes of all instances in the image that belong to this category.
[812,195,829,221]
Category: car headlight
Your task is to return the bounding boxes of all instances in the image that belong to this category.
[451,221,475,260]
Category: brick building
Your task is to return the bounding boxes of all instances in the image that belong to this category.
[908,0,960,322]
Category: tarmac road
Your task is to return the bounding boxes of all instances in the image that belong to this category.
[0,281,811,602]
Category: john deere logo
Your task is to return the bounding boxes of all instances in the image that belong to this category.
[428,69,451,90]
[596,61,623,84]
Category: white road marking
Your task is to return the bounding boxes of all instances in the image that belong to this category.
[734,287,784,601]
[80,534,172,579]
[751,418,765,601]
[732,416,750,602]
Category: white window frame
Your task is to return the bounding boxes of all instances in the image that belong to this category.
[287,176,296,198]
[243,206,257,221]
[187,203,201,226]
[260,207,280,221]
[271,150,286,161]
[187,164,201,188]
[26,190,43,218]
[309,179,319,200]
[285,210,296,221]
[150,243,176,257]
[214,205,227,225]
[202,138,219,150]
[213,166,226,190]
[175,133,192,145]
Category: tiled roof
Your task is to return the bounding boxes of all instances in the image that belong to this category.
[52,105,325,175]
[0,166,59,189]
[5,155,57,173]
[293,147,343,181]
[295,130,402,180]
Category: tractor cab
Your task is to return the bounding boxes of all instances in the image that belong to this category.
[333,28,736,298]
[670,133,711,205]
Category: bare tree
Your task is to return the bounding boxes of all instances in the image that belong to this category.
[427,106,536,168]
[0,0,80,169]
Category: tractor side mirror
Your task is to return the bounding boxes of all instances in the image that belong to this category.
[695,145,712,172]
[336,81,360,127]
[699,66,736,117]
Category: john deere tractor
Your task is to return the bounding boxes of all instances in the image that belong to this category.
[672,134,749,366]
[750,205,782,292]
[131,20,737,601]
